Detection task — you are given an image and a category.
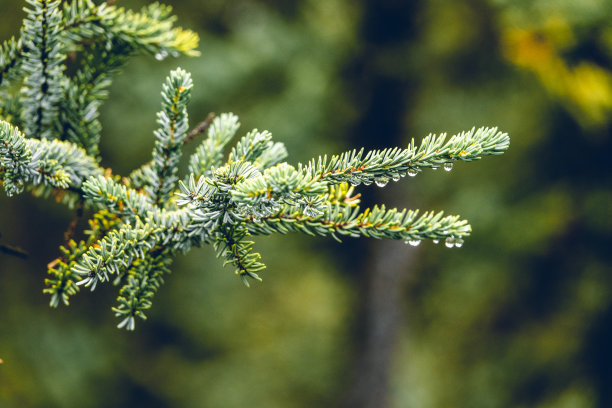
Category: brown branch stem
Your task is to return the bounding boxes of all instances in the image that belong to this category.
[184,112,215,144]
[0,233,28,259]
[63,197,85,243]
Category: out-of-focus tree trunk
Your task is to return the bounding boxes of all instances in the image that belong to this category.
[338,1,422,407]
[342,237,416,408]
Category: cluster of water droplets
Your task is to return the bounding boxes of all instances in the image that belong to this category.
[347,166,430,187]
[154,50,181,61]
[155,50,168,61]
[444,236,464,248]
[404,234,463,248]
[352,173,407,188]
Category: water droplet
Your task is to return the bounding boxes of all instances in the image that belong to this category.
[375,178,388,187]
[444,162,454,172]
[407,168,418,177]
[392,174,401,182]
[155,51,168,61]
[433,239,439,244]
[405,240,421,246]
[431,166,439,171]
[363,179,373,186]
[454,238,464,248]
[445,237,454,248]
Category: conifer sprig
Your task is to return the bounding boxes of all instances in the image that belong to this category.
[146,68,192,206]
[20,0,66,140]
[113,252,173,331]
[301,126,509,186]
[0,65,510,329]
[0,120,103,196]
[215,226,265,287]
[82,175,155,218]
[72,217,159,290]
[247,206,470,244]
[0,1,510,330]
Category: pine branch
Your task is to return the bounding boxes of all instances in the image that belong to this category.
[81,175,155,218]
[0,120,39,196]
[145,68,192,206]
[113,251,172,330]
[64,113,508,329]
[100,2,199,58]
[20,0,66,140]
[2,1,200,90]
[247,205,470,246]
[229,129,275,166]
[228,129,288,170]
[300,127,510,186]
[0,0,511,329]
[214,225,265,287]
[72,217,159,291]
[0,120,104,196]
[62,1,199,58]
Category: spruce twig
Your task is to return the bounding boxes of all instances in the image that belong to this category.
[0,1,510,330]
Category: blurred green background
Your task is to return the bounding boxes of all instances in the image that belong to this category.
[1,0,611,407]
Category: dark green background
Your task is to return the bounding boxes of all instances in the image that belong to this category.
[1,0,611,407]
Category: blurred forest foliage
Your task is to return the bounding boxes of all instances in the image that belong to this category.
[1,0,611,407]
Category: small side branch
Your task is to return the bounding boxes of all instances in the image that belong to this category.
[63,197,84,243]
[0,233,28,259]
[184,112,216,144]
